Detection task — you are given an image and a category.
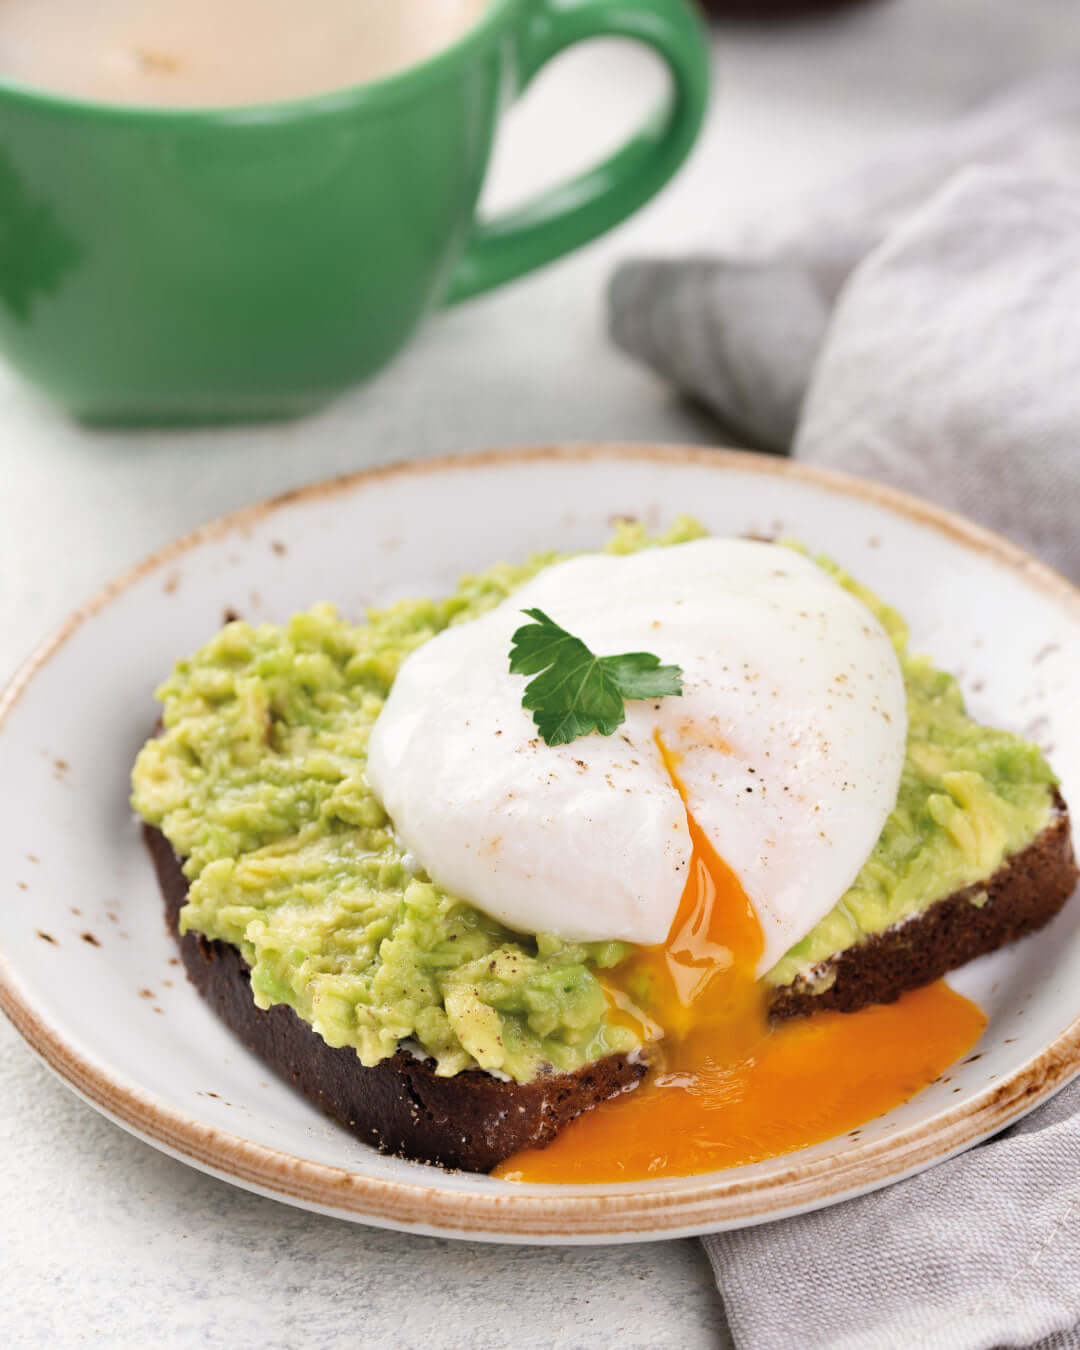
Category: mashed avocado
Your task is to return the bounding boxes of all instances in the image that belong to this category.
[764,552,1056,989]
[132,523,1057,1082]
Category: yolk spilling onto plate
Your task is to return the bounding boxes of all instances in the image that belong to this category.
[494,738,986,1184]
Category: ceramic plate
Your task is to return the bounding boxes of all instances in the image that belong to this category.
[1,445,1078,1244]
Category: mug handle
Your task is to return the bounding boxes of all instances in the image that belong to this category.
[444,0,710,304]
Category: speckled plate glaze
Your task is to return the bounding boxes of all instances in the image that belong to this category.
[1,445,1078,1244]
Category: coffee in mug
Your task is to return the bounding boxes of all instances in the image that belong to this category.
[0,0,490,107]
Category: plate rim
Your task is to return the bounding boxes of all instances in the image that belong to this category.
[2,441,1078,1241]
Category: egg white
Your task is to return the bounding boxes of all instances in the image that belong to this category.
[366,539,907,975]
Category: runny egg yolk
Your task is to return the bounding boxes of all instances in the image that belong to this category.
[494,737,987,1185]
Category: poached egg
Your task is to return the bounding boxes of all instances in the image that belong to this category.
[367,538,907,976]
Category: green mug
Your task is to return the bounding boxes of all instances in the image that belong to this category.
[0,0,709,425]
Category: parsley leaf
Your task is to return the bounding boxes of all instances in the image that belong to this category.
[508,608,683,747]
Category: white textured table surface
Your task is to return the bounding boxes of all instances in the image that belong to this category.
[3,4,1079,1346]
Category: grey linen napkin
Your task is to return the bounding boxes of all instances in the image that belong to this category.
[709,1078,1080,1350]
[609,73,1080,581]
[608,75,1080,1349]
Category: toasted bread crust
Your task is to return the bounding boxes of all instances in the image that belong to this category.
[769,794,1077,1019]
[144,825,645,1173]
[146,792,1076,1171]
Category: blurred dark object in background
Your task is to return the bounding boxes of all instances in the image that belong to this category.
[700,0,876,18]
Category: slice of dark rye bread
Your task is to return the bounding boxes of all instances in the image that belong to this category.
[144,796,1078,1173]
[144,825,645,1173]
[770,792,1077,1019]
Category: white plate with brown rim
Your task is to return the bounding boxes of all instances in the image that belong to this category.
[1,444,1078,1244]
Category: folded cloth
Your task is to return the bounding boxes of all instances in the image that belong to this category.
[706,1079,1080,1350]
[609,74,1080,1349]
[608,72,1080,581]
[797,164,1080,581]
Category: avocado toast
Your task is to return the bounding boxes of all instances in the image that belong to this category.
[131,522,1077,1173]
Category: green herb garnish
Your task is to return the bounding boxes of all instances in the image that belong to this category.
[508,608,683,747]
